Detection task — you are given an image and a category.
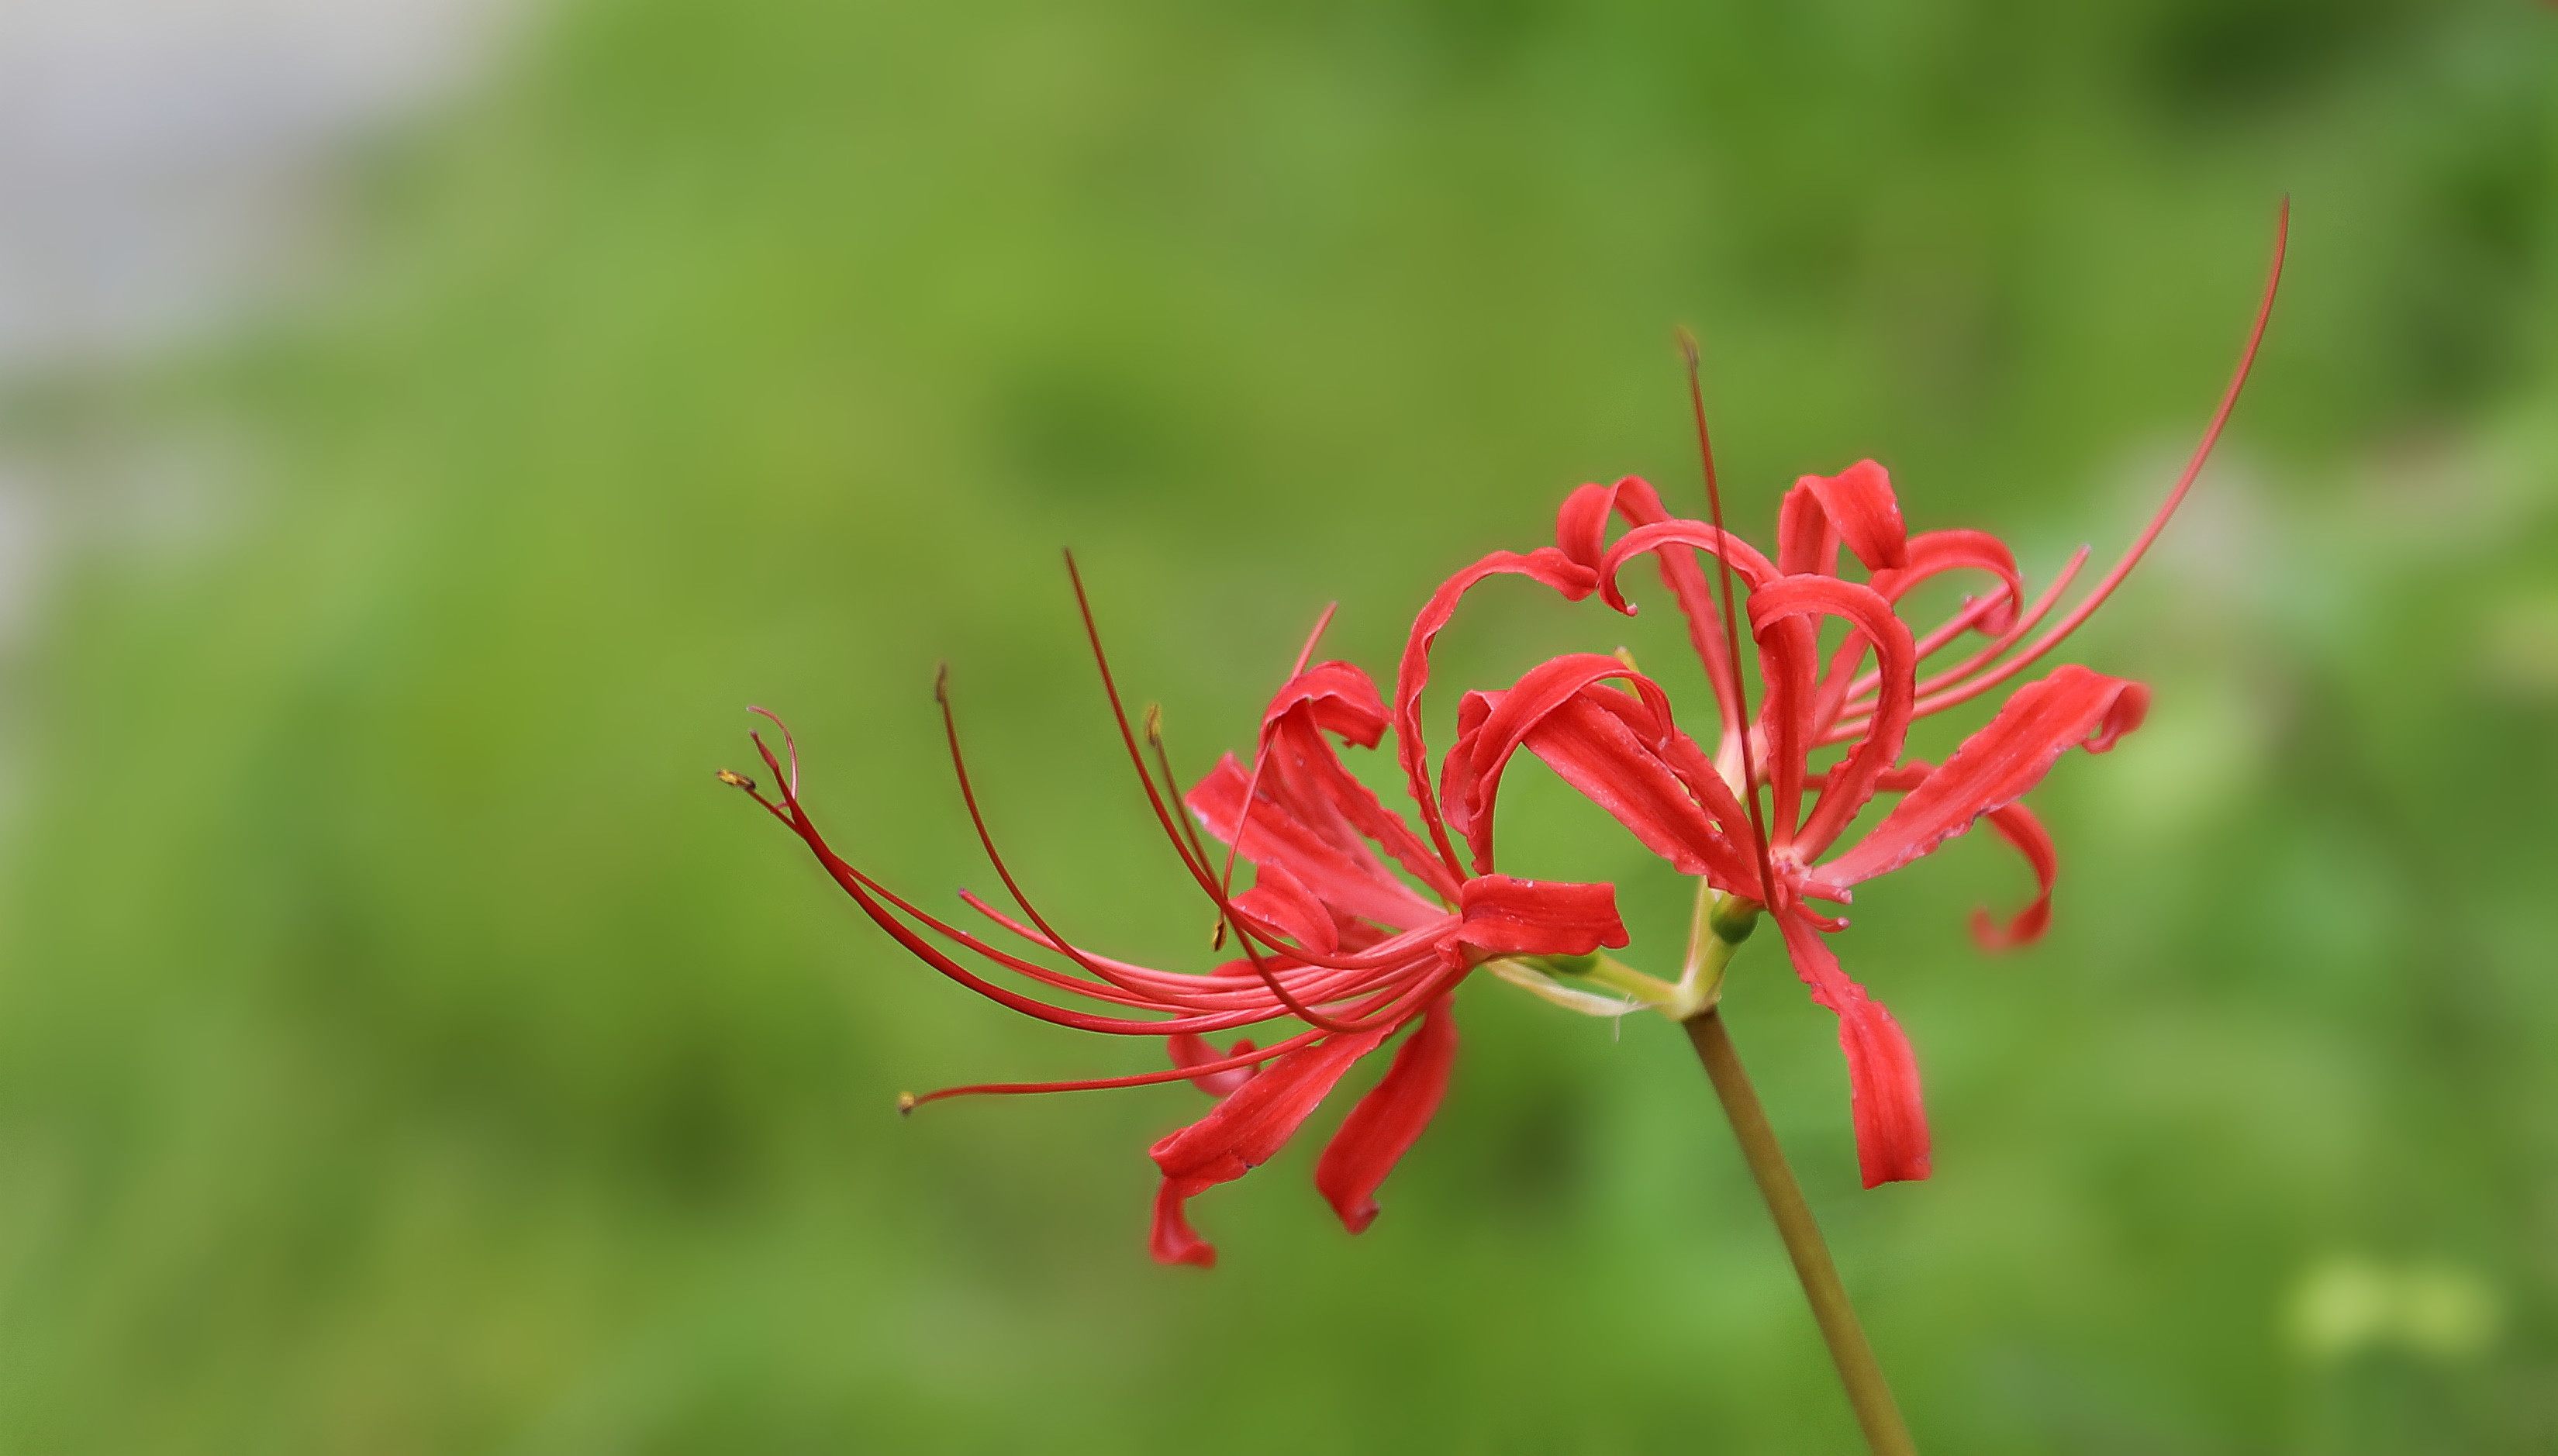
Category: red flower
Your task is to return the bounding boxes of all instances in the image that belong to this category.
[1476,471,2148,1186]
[731,209,2286,1258]
[1420,215,2284,1187]
[726,574,1628,1268]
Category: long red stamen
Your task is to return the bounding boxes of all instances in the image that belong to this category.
[1681,327,1780,907]
[935,664,1233,1012]
[958,893,1433,1010]
[1066,550,1233,892]
[1065,553,1366,1033]
[748,704,801,798]
[1145,707,1244,954]
[746,726,1343,1034]
[1063,552,1270,919]
[1883,199,2290,718]
[901,1027,1326,1106]
[1189,602,1380,1032]
[1291,602,1340,676]
[961,909,1427,1025]
[904,957,1465,1108]
[1143,706,1224,898]
[1213,790,1371,1023]
[1820,546,2093,742]
[1214,602,1342,905]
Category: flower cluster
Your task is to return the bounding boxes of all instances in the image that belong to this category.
[725,216,2282,1264]
[1473,465,2149,1186]
[726,576,1637,1268]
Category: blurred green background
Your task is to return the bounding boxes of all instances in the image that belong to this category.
[1,0,2553,1450]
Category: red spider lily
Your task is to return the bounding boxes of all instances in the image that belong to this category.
[723,569,1628,1268]
[1413,209,2285,1188]
[730,210,2284,1261]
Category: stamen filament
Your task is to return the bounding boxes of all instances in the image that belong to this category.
[1819,547,2091,743]
[1847,200,2290,727]
[1062,551,1365,1032]
[743,728,1355,1030]
[1681,327,1780,907]
[937,665,1236,1012]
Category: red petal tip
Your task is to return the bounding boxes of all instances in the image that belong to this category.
[1150,1180,1218,1268]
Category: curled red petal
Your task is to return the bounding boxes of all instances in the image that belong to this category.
[1869,529,2024,635]
[1189,751,1447,930]
[1774,910,1930,1188]
[1262,658,1389,749]
[1517,692,1758,890]
[1555,480,1630,570]
[1452,874,1628,957]
[1273,713,1460,904]
[1747,574,1916,859]
[1556,476,1752,748]
[1151,1178,1216,1267]
[1149,1024,1395,1266]
[1169,1032,1262,1098]
[1778,478,1845,578]
[1969,801,2056,952]
[1822,545,2094,746]
[1436,686,1501,857]
[2083,681,2149,751]
[1226,665,1459,909]
[1593,520,1778,619]
[1807,459,1910,571]
[1232,858,1339,956]
[1869,759,1934,793]
[1393,547,1602,871]
[1753,609,1821,845]
[1316,995,1459,1233]
[1812,664,2147,893]
[1440,653,1680,873]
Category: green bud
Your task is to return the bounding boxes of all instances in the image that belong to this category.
[1707,896,1762,946]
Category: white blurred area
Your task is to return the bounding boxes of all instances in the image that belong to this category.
[0,0,517,825]
[0,0,515,371]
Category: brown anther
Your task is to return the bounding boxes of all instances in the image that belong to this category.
[896,1092,917,1116]
[1143,702,1164,748]
[933,662,950,706]
[716,769,757,791]
[1210,918,1228,951]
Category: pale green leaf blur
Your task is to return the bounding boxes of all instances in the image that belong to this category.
[2,0,2553,1451]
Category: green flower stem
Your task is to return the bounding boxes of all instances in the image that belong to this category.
[1521,898,1752,1020]
[1571,953,1677,1006]
[1521,886,1913,1450]
[1683,1002,1917,1456]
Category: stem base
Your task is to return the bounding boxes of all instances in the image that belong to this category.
[1685,1007,1917,1456]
